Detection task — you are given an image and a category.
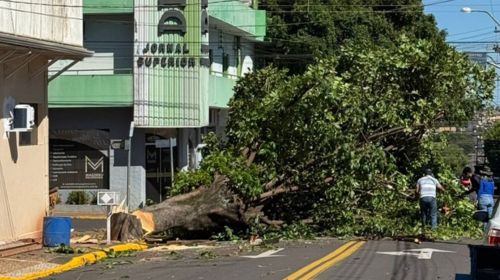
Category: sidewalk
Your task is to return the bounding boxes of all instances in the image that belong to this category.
[0,217,225,280]
[0,218,125,280]
[0,247,76,278]
[0,243,147,280]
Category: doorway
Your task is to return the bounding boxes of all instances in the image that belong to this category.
[145,134,177,204]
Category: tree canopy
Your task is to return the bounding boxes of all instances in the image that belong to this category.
[116,0,496,242]
[172,36,494,239]
[484,122,500,177]
[260,0,446,73]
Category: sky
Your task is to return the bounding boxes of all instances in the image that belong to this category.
[424,0,500,45]
[423,0,500,104]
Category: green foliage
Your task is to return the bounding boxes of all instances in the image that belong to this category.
[212,226,241,241]
[66,191,90,205]
[171,170,212,196]
[440,143,468,177]
[174,19,493,239]
[106,249,136,259]
[261,0,446,74]
[47,244,84,254]
[227,36,491,239]
[446,133,475,155]
[171,147,264,200]
[484,122,500,140]
[483,123,500,176]
[256,223,316,240]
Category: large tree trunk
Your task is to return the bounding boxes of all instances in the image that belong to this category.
[112,175,247,241]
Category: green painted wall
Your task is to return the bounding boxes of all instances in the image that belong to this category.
[208,0,266,40]
[209,75,237,108]
[48,75,133,108]
[83,0,134,14]
[83,0,268,39]
[48,73,239,109]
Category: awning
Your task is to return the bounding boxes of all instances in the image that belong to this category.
[0,31,93,59]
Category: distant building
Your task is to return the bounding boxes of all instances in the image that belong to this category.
[47,0,266,210]
[0,0,91,245]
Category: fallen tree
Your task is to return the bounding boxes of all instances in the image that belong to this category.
[112,175,245,240]
[113,37,494,241]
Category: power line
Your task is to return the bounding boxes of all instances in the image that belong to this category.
[447,26,496,38]
[425,0,456,7]
[0,0,467,9]
[453,31,497,41]
[0,0,471,22]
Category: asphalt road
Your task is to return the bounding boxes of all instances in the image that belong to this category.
[46,239,475,280]
[317,240,472,280]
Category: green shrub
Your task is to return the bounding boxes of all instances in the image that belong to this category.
[66,191,90,205]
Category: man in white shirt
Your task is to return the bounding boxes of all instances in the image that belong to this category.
[416,169,445,230]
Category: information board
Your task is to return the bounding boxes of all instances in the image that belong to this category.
[49,130,110,189]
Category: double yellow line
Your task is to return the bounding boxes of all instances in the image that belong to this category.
[283,240,365,280]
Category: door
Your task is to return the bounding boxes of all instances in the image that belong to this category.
[145,135,177,204]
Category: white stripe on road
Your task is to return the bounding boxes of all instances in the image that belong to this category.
[376,248,455,259]
[242,248,285,259]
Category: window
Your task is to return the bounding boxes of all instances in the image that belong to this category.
[234,36,241,76]
[223,53,229,75]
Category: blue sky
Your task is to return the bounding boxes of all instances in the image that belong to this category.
[423,0,500,104]
[424,0,500,45]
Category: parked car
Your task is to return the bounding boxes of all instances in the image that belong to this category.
[470,199,500,280]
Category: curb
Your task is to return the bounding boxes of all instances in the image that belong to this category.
[0,243,148,280]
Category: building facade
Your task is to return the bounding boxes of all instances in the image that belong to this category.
[0,0,90,244]
[48,0,266,211]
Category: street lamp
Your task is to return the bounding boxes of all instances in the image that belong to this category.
[462,7,500,32]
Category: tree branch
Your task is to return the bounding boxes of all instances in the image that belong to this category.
[252,185,300,206]
[260,216,285,226]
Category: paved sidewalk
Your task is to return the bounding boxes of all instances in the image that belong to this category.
[0,243,147,280]
[0,240,113,278]
[0,217,108,279]
[0,250,73,278]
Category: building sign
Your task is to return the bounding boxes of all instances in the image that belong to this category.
[49,130,110,189]
[134,0,209,127]
[97,192,119,206]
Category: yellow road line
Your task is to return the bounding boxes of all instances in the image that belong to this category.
[284,241,357,280]
[284,240,365,280]
[299,241,365,280]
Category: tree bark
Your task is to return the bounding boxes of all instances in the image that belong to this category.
[111,175,247,241]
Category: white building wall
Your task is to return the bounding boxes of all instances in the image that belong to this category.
[241,37,255,75]
[49,14,134,76]
[209,28,255,78]
[0,0,84,47]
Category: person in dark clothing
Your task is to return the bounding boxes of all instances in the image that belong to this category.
[460,167,473,191]
[462,166,481,204]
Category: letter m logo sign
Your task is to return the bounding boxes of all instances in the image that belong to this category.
[85,156,104,173]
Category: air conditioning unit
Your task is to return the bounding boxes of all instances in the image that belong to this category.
[8,104,35,132]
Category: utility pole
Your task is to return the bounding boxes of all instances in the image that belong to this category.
[126,121,134,211]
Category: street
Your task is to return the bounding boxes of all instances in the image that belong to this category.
[46,239,474,280]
